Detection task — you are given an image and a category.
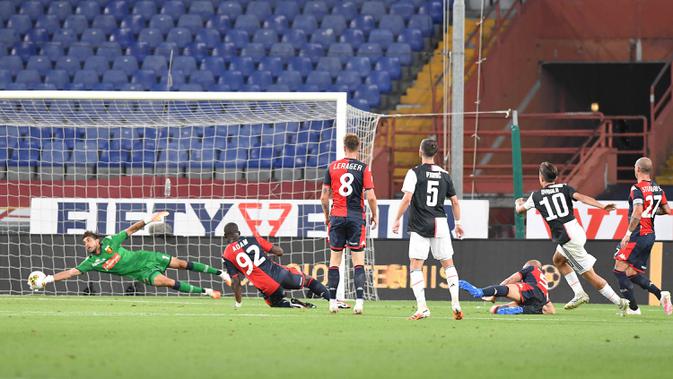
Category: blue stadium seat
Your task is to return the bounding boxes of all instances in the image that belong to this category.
[269,42,295,58]
[219,71,244,91]
[321,14,347,34]
[142,55,168,73]
[241,43,266,59]
[75,1,100,21]
[83,56,109,75]
[54,56,80,75]
[47,1,72,20]
[386,42,412,65]
[40,42,64,62]
[354,84,381,107]
[24,28,49,44]
[11,42,37,61]
[161,0,185,18]
[263,14,289,33]
[52,28,78,46]
[211,42,237,60]
[132,1,156,19]
[247,70,273,87]
[172,56,196,74]
[156,69,186,88]
[365,70,391,93]
[15,70,42,87]
[225,29,250,49]
[340,28,365,47]
[72,69,99,88]
[92,15,117,34]
[327,43,354,63]
[357,43,384,60]
[8,140,39,168]
[0,29,18,46]
[276,70,302,90]
[0,1,14,24]
[346,56,372,77]
[247,146,274,169]
[316,57,342,78]
[19,1,43,21]
[306,71,331,87]
[44,69,69,89]
[0,70,10,89]
[419,0,443,23]
[311,28,336,45]
[293,14,318,34]
[217,1,243,18]
[99,149,128,170]
[332,1,358,19]
[156,144,188,170]
[96,42,122,62]
[189,70,215,87]
[409,14,434,37]
[349,15,376,33]
[201,56,227,77]
[63,14,88,34]
[271,1,298,18]
[374,56,401,80]
[131,69,157,88]
[41,140,70,166]
[216,149,246,170]
[195,29,221,48]
[234,14,260,34]
[35,15,60,31]
[360,1,386,20]
[119,15,145,35]
[281,29,307,49]
[149,14,175,34]
[247,1,272,20]
[298,43,324,63]
[399,28,424,51]
[0,56,23,76]
[189,1,215,18]
[257,56,284,77]
[390,1,415,21]
[188,148,216,170]
[368,29,394,49]
[26,56,52,72]
[287,56,312,76]
[253,29,278,49]
[304,1,329,19]
[102,69,128,86]
[68,43,94,63]
[127,150,155,170]
[138,28,164,49]
[7,14,33,34]
[178,14,204,33]
[176,83,202,91]
[380,14,405,35]
[335,70,361,88]
[126,42,151,61]
[166,27,193,49]
[103,1,130,20]
[206,14,232,33]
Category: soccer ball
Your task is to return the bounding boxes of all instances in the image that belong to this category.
[27,271,46,291]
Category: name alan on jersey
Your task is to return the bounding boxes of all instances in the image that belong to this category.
[333,162,364,171]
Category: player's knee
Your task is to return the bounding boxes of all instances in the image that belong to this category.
[552,253,566,267]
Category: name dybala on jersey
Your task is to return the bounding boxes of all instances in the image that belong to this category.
[401,164,456,238]
[524,183,577,245]
[628,180,668,236]
[324,157,374,219]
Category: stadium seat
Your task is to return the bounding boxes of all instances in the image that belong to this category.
[149,14,175,34]
[0,56,24,76]
[358,43,384,60]
[189,70,215,87]
[216,149,247,170]
[273,1,299,19]
[311,28,337,46]
[132,1,156,19]
[219,71,244,91]
[386,42,412,65]
[304,1,329,19]
[332,1,358,19]
[217,1,243,18]
[287,56,313,76]
[224,29,250,49]
[173,56,198,74]
[306,71,331,87]
[368,29,394,49]
[156,143,188,170]
[83,56,110,75]
[293,15,318,34]
[15,70,42,87]
[399,28,425,51]
[380,15,406,35]
[40,140,70,167]
[44,69,69,89]
[247,1,272,20]
[178,14,204,33]
[241,43,266,59]
[54,56,80,75]
[201,56,227,77]
[276,70,303,90]
[234,15,260,34]
[0,29,17,46]
[298,43,325,63]
[68,43,95,63]
[257,56,284,77]
[19,1,43,21]
[26,56,52,72]
[335,70,361,88]
[253,29,278,49]
[138,28,164,49]
[345,57,372,77]
[35,15,60,31]
[195,29,222,48]
[374,56,401,80]
[390,1,415,21]
[53,28,78,46]
[126,42,151,61]
[23,28,49,44]
[349,15,376,33]
[409,14,434,37]
[166,27,193,49]
[8,140,39,171]
[189,1,215,18]
[340,28,365,46]
[142,55,168,73]
[211,42,237,60]
[96,42,122,62]
[63,14,89,34]
[419,0,443,23]
[316,57,342,78]
[103,1,131,20]
[327,43,354,63]
[269,42,295,58]
[321,14,347,34]
[131,69,157,88]
[75,1,100,21]
[247,70,273,87]
[72,69,100,88]
[102,69,128,86]
[7,14,33,34]
[0,1,13,24]
[92,15,117,34]
[354,84,381,107]
[366,69,392,93]
[161,0,186,18]
[281,29,307,49]
[39,42,64,62]
[360,1,386,20]
[263,14,289,33]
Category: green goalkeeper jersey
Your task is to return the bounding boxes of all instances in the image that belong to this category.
[76,231,169,277]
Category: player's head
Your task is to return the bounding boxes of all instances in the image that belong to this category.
[81,231,102,254]
[224,222,241,243]
[634,157,652,179]
[419,138,438,159]
[523,259,542,269]
[343,133,360,154]
[538,161,558,185]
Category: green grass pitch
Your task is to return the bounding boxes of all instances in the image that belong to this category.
[1,296,672,379]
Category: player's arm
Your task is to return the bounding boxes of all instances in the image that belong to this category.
[231,274,243,306]
[320,185,332,226]
[125,211,169,237]
[35,268,82,289]
[392,191,412,234]
[449,195,463,238]
[269,245,284,256]
[255,235,283,256]
[542,301,556,315]
[515,194,535,215]
[620,203,643,249]
[366,189,378,228]
[572,192,616,212]
[499,271,523,286]
[657,203,672,215]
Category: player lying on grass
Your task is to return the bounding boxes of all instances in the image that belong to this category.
[28,211,231,298]
[459,260,555,315]
[222,222,334,309]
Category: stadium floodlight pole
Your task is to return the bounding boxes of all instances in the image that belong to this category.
[511,110,525,239]
[451,0,465,198]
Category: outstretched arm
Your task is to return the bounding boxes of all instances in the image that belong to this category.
[573,192,616,212]
[270,244,284,256]
[125,211,169,237]
[35,268,82,289]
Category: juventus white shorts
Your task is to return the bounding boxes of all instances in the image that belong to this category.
[555,220,596,274]
[408,232,454,261]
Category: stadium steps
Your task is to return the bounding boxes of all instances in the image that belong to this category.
[656,155,673,185]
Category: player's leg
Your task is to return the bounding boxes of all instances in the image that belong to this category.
[168,257,231,286]
[613,260,639,312]
[622,235,671,314]
[553,248,589,309]
[327,217,346,312]
[459,281,521,303]
[151,273,220,299]
[348,218,367,314]
[408,232,431,320]
[434,234,461,319]
[278,266,329,301]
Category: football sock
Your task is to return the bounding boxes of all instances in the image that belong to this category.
[410,269,427,310]
[630,274,662,300]
[171,280,205,294]
[306,277,330,300]
[481,285,509,297]
[186,261,220,275]
[496,306,524,315]
[445,266,460,309]
[614,270,638,310]
[598,282,622,305]
[564,271,584,296]
[353,265,366,300]
[328,266,340,300]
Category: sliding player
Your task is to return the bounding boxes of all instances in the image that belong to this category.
[222,222,331,308]
[321,133,378,314]
[515,162,629,315]
[460,260,555,315]
[614,157,673,315]
[28,211,230,298]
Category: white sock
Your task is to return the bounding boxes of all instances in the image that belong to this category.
[564,271,585,296]
[445,266,460,310]
[599,284,621,305]
[204,288,213,296]
[355,299,364,307]
[410,270,427,310]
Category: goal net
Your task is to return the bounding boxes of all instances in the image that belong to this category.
[0,91,380,300]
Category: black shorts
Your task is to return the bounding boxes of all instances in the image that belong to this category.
[264,265,306,306]
[328,216,365,252]
[520,285,546,314]
[614,233,656,272]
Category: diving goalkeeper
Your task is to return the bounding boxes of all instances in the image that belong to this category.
[29,211,231,298]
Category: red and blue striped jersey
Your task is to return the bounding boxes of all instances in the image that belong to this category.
[323,157,374,218]
[629,180,668,236]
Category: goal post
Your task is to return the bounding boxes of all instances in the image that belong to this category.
[0,91,381,300]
